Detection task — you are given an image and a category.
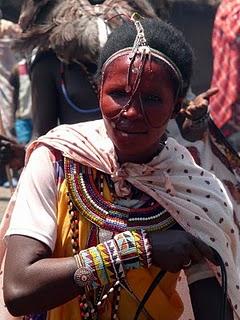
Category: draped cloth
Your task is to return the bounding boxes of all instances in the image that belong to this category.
[0,119,240,319]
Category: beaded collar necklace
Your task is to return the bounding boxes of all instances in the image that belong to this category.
[64,157,175,232]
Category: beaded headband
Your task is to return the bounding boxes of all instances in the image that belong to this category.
[101,14,184,100]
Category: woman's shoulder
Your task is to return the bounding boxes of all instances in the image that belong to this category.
[28,144,62,164]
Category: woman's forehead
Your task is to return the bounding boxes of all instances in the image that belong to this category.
[102,54,174,93]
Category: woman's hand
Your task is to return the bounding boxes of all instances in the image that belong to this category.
[176,87,218,142]
[181,87,218,121]
[0,135,25,170]
[0,19,21,38]
[148,229,217,273]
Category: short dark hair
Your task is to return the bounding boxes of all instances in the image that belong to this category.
[97,18,193,98]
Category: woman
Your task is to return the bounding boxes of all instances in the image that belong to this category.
[2,17,239,320]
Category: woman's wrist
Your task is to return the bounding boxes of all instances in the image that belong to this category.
[190,111,209,127]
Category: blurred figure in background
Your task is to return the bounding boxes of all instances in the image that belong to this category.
[209,0,240,152]
[0,17,22,187]
[0,17,20,138]
[9,58,32,145]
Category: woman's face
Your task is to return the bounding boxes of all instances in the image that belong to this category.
[100,53,178,163]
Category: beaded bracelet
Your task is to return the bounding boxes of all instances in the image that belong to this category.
[73,253,96,288]
[140,229,152,268]
[114,231,141,270]
[191,112,209,128]
[80,247,107,288]
[132,230,151,268]
[74,230,152,289]
[88,246,109,286]
[114,230,152,269]
[98,240,125,282]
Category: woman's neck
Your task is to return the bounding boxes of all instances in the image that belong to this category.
[116,137,167,164]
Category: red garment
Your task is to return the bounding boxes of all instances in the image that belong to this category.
[210,0,240,133]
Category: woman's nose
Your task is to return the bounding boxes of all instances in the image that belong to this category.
[122,96,143,119]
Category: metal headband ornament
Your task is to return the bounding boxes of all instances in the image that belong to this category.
[102,13,184,101]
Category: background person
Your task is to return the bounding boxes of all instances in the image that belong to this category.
[9,58,32,145]
[0,17,22,187]
[209,0,240,152]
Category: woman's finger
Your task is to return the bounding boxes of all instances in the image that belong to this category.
[193,237,219,265]
[189,245,204,264]
[201,87,219,100]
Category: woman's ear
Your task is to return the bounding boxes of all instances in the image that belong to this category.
[171,97,184,119]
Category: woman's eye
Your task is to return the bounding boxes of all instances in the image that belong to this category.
[110,91,127,98]
[143,95,161,102]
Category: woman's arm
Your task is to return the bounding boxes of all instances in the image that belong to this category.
[190,277,233,320]
[4,235,79,316]
[4,229,218,317]
[31,53,59,139]
[9,65,19,117]
[176,88,218,142]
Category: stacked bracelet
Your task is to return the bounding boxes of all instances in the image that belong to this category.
[114,231,141,270]
[99,240,125,281]
[132,230,152,268]
[73,230,152,289]
[80,247,106,288]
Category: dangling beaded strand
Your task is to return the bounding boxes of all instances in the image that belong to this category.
[68,193,122,320]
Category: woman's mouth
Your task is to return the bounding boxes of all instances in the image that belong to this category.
[111,121,148,134]
[116,129,147,135]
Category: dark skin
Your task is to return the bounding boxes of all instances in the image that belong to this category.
[30,51,101,139]
[4,56,233,319]
[0,67,25,170]
[177,87,218,142]
[9,64,20,117]
[0,135,25,170]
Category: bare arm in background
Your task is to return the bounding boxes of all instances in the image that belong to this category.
[30,54,59,139]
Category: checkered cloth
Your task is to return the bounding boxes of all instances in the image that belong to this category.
[210,0,240,130]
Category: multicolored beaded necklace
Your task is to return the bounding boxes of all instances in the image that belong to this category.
[64,157,175,233]
[65,157,176,319]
